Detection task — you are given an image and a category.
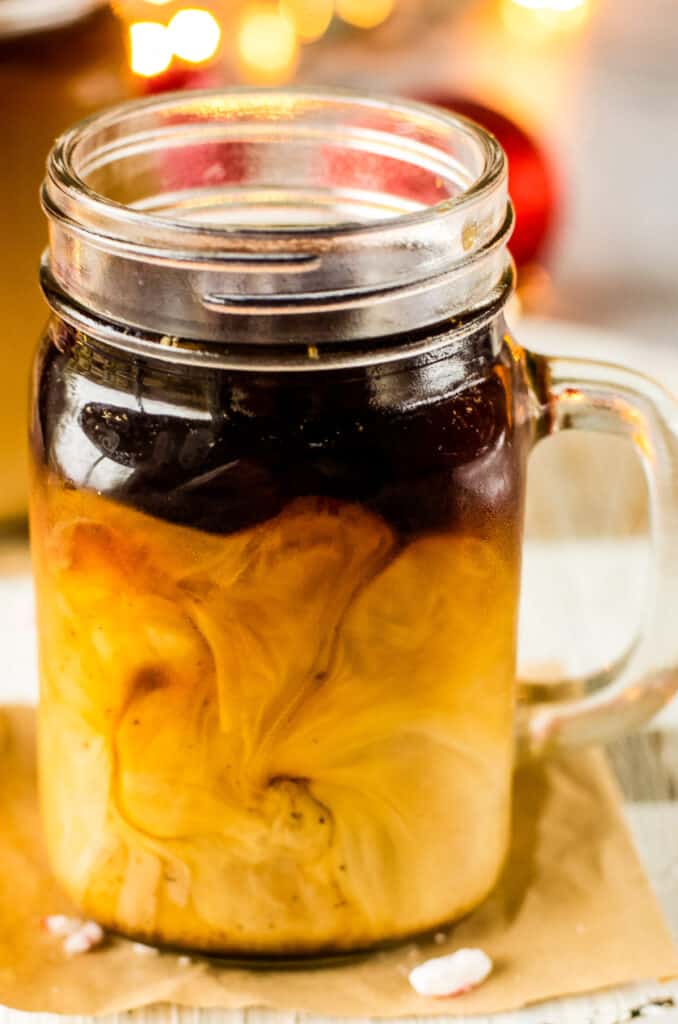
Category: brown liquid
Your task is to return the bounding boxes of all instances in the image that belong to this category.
[31,320,530,955]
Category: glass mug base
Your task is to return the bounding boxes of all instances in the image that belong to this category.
[87,911,486,967]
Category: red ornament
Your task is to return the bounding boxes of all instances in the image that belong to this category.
[136,65,223,96]
[416,96,558,268]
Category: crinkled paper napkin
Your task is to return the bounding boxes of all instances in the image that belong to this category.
[1,706,676,1017]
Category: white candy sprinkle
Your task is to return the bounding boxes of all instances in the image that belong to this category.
[63,921,104,956]
[408,948,493,998]
[177,956,192,967]
[63,931,90,956]
[43,915,81,938]
[132,942,159,956]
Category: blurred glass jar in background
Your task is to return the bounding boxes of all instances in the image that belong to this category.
[0,0,127,524]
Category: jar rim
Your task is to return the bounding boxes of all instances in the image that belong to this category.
[42,86,513,351]
[47,86,506,244]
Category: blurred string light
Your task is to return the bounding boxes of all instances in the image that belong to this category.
[511,0,588,9]
[168,8,221,62]
[129,21,172,76]
[123,0,397,82]
[501,0,591,38]
[335,0,394,30]
[237,5,299,82]
[280,0,333,42]
[237,0,394,80]
[128,6,222,76]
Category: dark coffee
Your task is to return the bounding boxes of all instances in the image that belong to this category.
[33,319,528,542]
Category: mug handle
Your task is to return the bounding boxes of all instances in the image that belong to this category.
[518,352,678,756]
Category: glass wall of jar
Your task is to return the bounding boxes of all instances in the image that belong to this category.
[32,90,678,958]
[0,0,127,525]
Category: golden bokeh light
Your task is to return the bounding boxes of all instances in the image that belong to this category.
[168,8,222,63]
[280,0,334,42]
[129,21,172,76]
[501,0,591,37]
[237,6,299,83]
[335,0,394,29]
[511,0,587,9]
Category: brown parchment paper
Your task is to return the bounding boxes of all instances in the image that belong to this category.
[1,705,676,1017]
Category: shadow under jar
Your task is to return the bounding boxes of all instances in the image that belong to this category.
[31,89,678,959]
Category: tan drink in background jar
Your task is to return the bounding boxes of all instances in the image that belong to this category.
[31,90,678,957]
[0,0,126,523]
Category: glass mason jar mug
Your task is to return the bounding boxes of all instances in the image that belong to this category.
[31,89,678,958]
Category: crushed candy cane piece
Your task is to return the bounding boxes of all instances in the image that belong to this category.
[132,942,159,956]
[408,948,493,998]
[63,921,104,956]
[80,922,104,943]
[63,931,92,956]
[43,915,81,937]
